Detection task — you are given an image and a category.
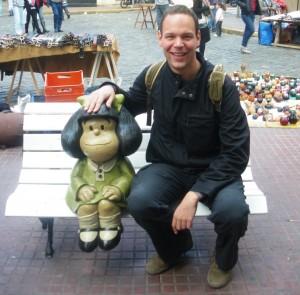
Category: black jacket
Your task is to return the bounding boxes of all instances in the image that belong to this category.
[237,0,262,15]
[105,53,250,199]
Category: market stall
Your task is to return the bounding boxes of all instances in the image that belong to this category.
[0,33,121,103]
[261,10,300,49]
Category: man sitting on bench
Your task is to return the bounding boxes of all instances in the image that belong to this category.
[84,5,250,289]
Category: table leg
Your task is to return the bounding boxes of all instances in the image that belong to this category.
[6,60,20,104]
[27,59,41,96]
[88,52,103,87]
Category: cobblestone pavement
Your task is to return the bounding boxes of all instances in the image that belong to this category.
[0,4,299,104]
[1,4,300,295]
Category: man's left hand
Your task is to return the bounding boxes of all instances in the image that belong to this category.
[171,191,200,234]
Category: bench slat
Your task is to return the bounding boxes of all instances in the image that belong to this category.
[5,184,268,217]
[18,168,260,195]
[24,102,81,115]
[23,133,150,151]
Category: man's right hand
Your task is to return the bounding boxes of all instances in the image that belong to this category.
[84,84,116,113]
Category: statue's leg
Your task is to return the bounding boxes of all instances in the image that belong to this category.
[39,217,54,258]
[77,205,99,253]
[98,200,122,251]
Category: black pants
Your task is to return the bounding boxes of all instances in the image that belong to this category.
[127,163,249,271]
[216,20,223,37]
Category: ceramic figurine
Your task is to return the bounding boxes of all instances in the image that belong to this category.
[61,95,142,252]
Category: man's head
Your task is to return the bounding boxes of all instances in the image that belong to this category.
[158,5,201,80]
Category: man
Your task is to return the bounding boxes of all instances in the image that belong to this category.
[237,0,263,53]
[85,5,250,289]
[49,0,63,32]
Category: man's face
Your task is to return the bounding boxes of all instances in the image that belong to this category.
[158,14,200,78]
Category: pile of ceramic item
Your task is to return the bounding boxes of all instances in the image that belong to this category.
[228,66,300,126]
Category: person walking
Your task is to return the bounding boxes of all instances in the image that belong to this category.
[237,0,263,53]
[84,4,250,289]
[214,2,226,37]
[49,0,63,32]
[155,0,173,30]
[62,0,70,20]
[8,0,14,16]
[12,0,25,34]
[192,0,211,56]
[208,0,217,32]
[24,0,43,34]
[36,0,50,33]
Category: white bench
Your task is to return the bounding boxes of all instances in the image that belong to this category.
[5,102,268,257]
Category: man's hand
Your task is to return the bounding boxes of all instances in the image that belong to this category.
[84,85,116,113]
[171,191,200,234]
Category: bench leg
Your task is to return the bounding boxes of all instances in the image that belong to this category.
[39,217,55,258]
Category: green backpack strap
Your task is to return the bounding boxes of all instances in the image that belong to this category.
[145,60,166,126]
[208,64,226,111]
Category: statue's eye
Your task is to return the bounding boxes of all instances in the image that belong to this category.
[89,125,93,131]
[100,125,105,130]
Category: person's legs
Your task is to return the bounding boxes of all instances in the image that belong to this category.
[156,4,168,30]
[56,2,63,31]
[241,12,255,52]
[204,178,249,271]
[50,2,59,31]
[127,163,194,264]
[13,6,23,34]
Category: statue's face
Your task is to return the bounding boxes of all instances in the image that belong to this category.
[80,117,119,164]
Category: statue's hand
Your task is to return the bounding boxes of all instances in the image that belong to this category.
[102,185,122,201]
[77,185,98,202]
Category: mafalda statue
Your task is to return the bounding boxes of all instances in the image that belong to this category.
[61,95,142,252]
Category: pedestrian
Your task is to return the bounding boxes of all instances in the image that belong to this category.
[12,0,25,34]
[49,0,63,32]
[24,0,43,34]
[192,0,211,56]
[84,4,250,289]
[62,0,70,20]
[214,2,226,37]
[0,0,2,16]
[36,0,50,33]
[155,0,173,30]
[208,0,217,32]
[8,0,14,16]
[237,0,264,53]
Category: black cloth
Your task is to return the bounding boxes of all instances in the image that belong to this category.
[106,52,250,202]
[237,0,262,15]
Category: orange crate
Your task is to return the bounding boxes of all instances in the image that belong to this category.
[44,70,84,102]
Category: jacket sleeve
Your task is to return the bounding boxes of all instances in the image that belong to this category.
[191,76,250,202]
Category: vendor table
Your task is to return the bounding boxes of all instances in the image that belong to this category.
[0,36,120,103]
[134,4,156,29]
[262,11,300,49]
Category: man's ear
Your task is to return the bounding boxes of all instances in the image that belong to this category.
[197,29,201,47]
[157,30,163,47]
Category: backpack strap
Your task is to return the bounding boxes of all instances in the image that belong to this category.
[145,60,166,126]
[208,64,226,112]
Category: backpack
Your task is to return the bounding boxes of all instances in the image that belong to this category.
[145,61,226,126]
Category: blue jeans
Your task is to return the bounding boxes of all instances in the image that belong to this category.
[208,6,216,32]
[50,1,63,31]
[241,12,255,47]
[128,163,249,271]
[156,4,169,30]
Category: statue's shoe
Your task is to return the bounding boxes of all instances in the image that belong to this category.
[98,224,123,251]
[78,228,99,253]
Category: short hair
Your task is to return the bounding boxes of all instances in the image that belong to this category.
[160,5,199,35]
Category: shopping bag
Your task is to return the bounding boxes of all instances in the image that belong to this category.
[258,21,274,45]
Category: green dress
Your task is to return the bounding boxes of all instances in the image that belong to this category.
[66,156,135,213]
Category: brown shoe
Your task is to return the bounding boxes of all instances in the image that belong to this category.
[146,255,172,275]
[146,230,193,275]
[207,254,232,288]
